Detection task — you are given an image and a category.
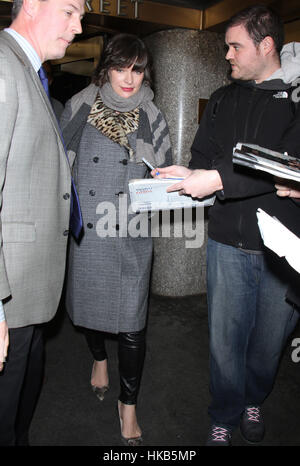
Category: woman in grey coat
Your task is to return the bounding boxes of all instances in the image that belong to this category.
[61,33,172,446]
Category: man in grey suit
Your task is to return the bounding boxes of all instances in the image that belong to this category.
[0,0,85,445]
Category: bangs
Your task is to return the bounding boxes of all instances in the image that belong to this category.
[112,52,148,72]
[132,56,147,73]
[93,33,153,87]
[111,37,148,71]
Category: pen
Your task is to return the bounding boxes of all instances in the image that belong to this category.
[142,157,160,175]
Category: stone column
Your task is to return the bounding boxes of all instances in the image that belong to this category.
[144,29,229,296]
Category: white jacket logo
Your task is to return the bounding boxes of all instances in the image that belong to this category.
[273,91,288,98]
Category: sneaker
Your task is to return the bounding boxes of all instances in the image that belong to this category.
[240,406,265,443]
[206,425,232,446]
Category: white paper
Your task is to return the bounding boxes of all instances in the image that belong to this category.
[129,178,215,212]
[257,208,300,273]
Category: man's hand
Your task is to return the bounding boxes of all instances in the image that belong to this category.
[0,320,9,372]
[275,183,300,198]
[166,169,223,199]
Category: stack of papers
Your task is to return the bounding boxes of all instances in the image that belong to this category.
[257,208,300,273]
[129,178,215,212]
[233,143,300,182]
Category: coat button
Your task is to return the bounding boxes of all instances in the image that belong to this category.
[93,156,99,163]
[89,189,96,196]
[120,159,128,165]
[63,230,69,236]
[87,223,93,229]
[63,193,70,200]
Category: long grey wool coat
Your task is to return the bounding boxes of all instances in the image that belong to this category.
[61,85,172,334]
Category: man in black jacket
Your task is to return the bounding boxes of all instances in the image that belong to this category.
[155,5,300,446]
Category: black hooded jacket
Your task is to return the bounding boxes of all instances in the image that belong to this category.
[189,78,300,251]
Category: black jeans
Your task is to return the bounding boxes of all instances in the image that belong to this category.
[85,328,146,405]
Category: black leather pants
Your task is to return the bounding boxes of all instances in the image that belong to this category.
[85,328,146,405]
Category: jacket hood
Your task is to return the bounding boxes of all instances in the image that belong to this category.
[265,42,300,85]
[233,42,300,91]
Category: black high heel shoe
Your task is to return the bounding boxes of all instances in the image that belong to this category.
[91,384,109,402]
[91,360,109,401]
[117,401,143,446]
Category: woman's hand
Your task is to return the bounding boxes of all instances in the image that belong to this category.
[151,165,192,179]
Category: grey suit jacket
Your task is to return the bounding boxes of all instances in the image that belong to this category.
[0,31,72,328]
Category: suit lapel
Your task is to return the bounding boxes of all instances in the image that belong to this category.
[0,31,65,151]
[29,64,62,131]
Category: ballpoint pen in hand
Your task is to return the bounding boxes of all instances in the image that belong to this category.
[142,157,160,175]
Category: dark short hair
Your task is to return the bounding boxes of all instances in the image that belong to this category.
[12,0,23,20]
[226,4,284,55]
[12,0,48,21]
[93,33,153,87]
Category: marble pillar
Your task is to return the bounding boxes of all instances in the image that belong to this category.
[144,29,229,296]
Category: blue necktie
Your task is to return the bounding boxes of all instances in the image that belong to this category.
[38,66,50,99]
[38,66,83,239]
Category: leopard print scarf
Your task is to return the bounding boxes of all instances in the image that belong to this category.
[87,93,139,159]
